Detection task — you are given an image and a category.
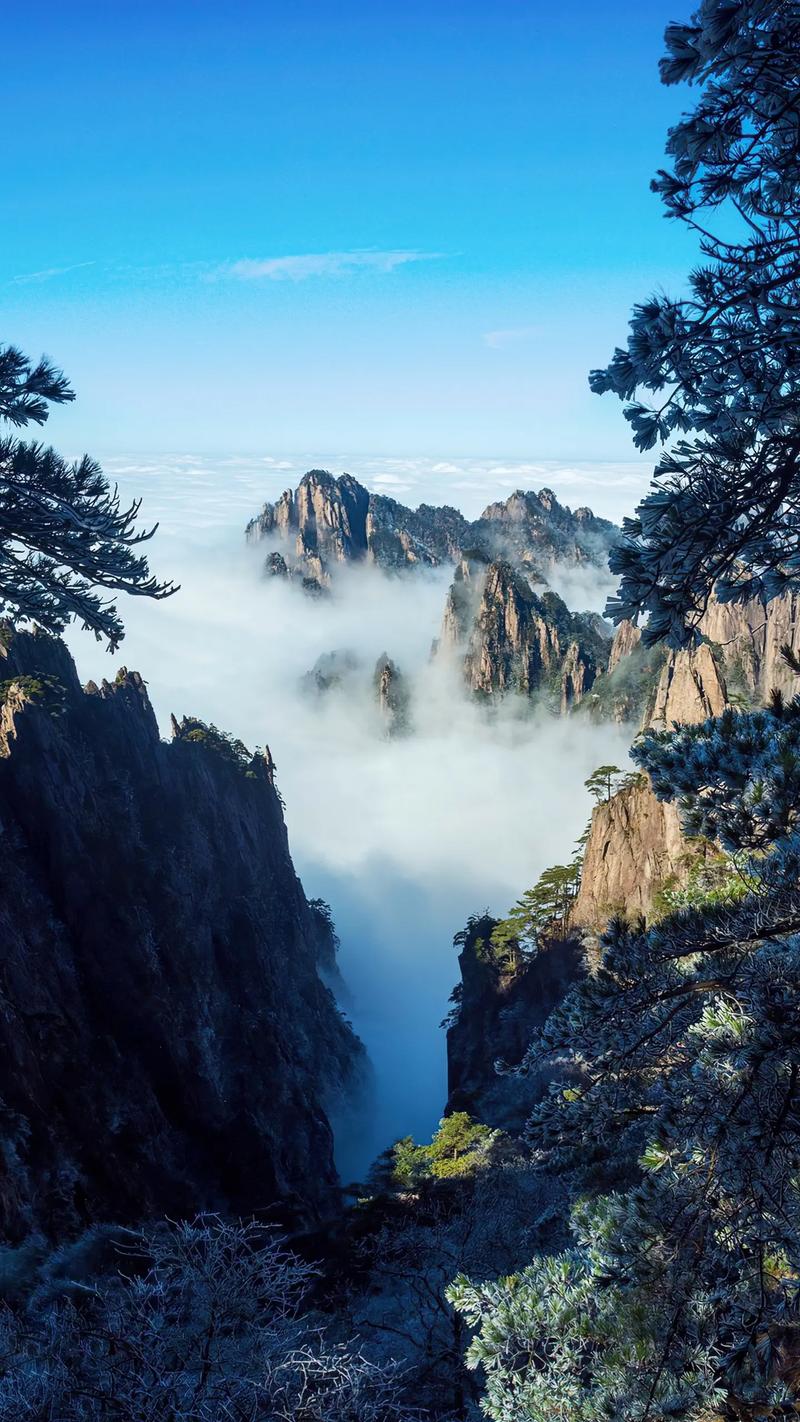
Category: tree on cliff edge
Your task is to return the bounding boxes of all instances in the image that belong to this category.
[450,5,800,1420]
[0,344,176,650]
[592,0,800,646]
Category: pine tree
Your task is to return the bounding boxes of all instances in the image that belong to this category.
[0,343,176,649]
[584,763,623,803]
[592,0,800,647]
[449,5,800,1417]
[450,729,800,1418]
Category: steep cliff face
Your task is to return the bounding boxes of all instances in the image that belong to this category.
[579,621,666,725]
[604,592,800,715]
[373,653,410,736]
[644,642,728,730]
[440,558,607,709]
[439,553,491,650]
[699,589,800,702]
[608,619,641,673]
[446,916,583,1131]
[573,640,732,929]
[569,781,697,931]
[247,474,617,590]
[0,629,365,1240]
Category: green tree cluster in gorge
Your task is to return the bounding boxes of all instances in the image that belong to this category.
[450,4,800,1419]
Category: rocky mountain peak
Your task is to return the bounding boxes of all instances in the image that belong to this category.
[247,470,469,589]
[468,487,617,574]
[373,653,410,736]
[246,472,617,591]
[441,557,606,709]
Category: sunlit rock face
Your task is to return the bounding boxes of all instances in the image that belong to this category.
[605,592,800,719]
[246,472,617,591]
[571,595,800,931]
[573,642,730,931]
[698,589,800,703]
[643,642,728,731]
[438,557,607,709]
[569,780,695,931]
[0,628,365,1241]
[607,618,642,673]
[247,469,468,587]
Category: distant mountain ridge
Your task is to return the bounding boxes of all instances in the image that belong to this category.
[246,468,617,592]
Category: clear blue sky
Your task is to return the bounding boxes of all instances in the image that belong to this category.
[3,0,696,462]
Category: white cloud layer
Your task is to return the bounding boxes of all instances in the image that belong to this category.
[65,458,637,1176]
[98,451,651,526]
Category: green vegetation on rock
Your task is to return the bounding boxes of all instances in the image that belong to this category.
[391,1114,499,1187]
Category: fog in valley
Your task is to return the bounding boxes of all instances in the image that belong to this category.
[66,455,642,1176]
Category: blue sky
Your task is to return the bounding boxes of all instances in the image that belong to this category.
[3,0,696,464]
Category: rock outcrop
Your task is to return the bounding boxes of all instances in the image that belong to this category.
[373,654,410,737]
[301,649,363,697]
[440,557,607,710]
[607,619,642,673]
[569,780,697,931]
[446,915,583,1132]
[644,643,728,731]
[247,470,468,588]
[605,592,800,716]
[699,590,800,703]
[0,628,365,1240]
[573,641,732,930]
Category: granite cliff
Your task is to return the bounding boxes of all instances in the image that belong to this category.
[571,592,800,930]
[246,470,467,589]
[0,628,365,1240]
[467,486,615,572]
[246,471,617,592]
[374,653,410,736]
[439,555,609,710]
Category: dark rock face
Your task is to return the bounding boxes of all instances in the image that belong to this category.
[247,470,468,586]
[439,558,608,710]
[301,649,363,697]
[446,916,583,1132]
[0,629,365,1241]
[245,473,616,588]
[365,495,467,569]
[265,550,290,579]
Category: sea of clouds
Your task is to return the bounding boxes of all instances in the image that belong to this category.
[65,453,647,1176]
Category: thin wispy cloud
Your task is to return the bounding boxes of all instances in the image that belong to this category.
[483,324,540,349]
[11,260,95,285]
[216,250,443,282]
